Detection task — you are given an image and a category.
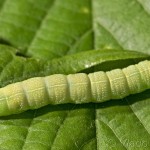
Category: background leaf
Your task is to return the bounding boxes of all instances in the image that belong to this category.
[0,0,150,150]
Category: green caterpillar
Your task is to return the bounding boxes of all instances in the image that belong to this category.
[0,60,150,116]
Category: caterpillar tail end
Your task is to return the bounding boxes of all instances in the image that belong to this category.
[0,100,12,116]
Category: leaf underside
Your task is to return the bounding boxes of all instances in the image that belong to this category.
[0,0,150,150]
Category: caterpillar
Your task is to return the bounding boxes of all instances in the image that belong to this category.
[0,60,150,116]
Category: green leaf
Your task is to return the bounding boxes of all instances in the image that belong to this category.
[0,45,148,86]
[0,1,4,9]
[0,0,150,150]
[0,0,93,59]
[93,0,150,53]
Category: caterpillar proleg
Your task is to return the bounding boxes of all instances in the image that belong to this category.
[0,60,150,116]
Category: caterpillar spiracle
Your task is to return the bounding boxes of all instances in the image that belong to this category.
[0,60,150,116]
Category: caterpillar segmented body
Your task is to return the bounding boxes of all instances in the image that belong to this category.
[0,60,150,116]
